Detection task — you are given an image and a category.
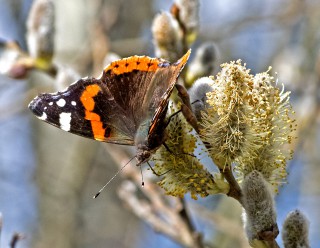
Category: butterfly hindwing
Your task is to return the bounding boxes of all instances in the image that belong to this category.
[148,51,190,140]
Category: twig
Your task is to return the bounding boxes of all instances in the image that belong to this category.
[219,165,242,204]
[0,213,2,248]
[118,180,203,248]
[178,198,204,248]
[175,84,243,204]
[104,145,204,248]
[118,181,180,242]
[10,233,25,248]
[191,203,249,248]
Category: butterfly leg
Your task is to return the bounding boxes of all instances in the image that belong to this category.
[163,141,175,154]
[175,84,199,132]
[165,100,200,129]
[146,161,171,176]
[165,109,182,128]
[163,142,196,158]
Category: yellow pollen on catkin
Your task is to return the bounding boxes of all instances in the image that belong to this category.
[199,61,295,191]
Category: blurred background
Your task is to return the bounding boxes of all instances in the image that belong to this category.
[0,0,319,247]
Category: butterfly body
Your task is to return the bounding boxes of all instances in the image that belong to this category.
[134,108,169,165]
[29,50,191,165]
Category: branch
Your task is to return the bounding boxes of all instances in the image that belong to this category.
[191,203,249,248]
[103,145,205,248]
[10,233,25,248]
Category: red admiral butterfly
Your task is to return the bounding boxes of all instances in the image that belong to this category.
[29,50,191,166]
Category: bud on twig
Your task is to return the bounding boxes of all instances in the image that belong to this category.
[282,210,310,248]
[152,12,183,61]
[0,41,34,79]
[188,77,213,121]
[242,170,278,243]
[186,43,217,85]
[26,0,55,68]
[173,0,199,45]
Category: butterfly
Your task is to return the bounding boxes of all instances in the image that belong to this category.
[29,50,191,166]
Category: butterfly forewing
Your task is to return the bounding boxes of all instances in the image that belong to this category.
[29,78,135,145]
[29,50,191,147]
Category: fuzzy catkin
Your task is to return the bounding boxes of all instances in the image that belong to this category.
[186,43,217,84]
[200,61,295,190]
[152,12,182,62]
[26,0,55,61]
[282,210,310,248]
[174,0,199,44]
[188,77,213,121]
[152,104,229,199]
[242,170,278,241]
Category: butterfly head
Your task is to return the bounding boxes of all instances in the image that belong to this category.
[136,145,153,166]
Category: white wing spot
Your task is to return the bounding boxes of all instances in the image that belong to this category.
[49,102,53,106]
[59,112,72,131]
[56,98,66,107]
[39,112,47,120]
[44,107,47,110]
[71,101,77,106]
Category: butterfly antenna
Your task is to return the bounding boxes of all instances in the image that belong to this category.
[140,165,145,187]
[0,212,2,248]
[93,156,136,199]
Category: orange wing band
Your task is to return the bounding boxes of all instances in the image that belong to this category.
[105,56,159,75]
[80,85,107,140]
